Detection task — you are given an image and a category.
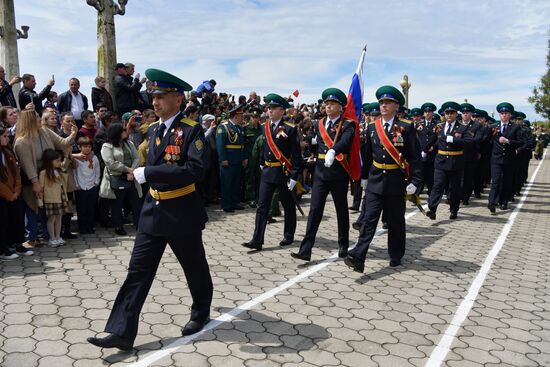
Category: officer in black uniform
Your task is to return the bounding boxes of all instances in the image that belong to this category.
[459,103,483,205]
[488,102,524,212]
[291,88,355,261]
[472,109,492,198]
[87,69,213,350]
[426,101,472,220]
[345,85,422,273]
[417,103,438,195]
[242,93,302,250]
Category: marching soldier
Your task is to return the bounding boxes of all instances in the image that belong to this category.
[87,69,213,350]
[426,101,472,220]
[242,94,302,250]
[488,102,523,212]
[512,112,534,196]
[345,86,422,273]
[291,88,356,261]
[473,109,492,198]
[459,103,483,205]
[418,102,438,195]
[216,105,247,212]
[244,108,264,207]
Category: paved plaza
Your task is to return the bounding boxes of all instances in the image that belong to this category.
[1,153,549,367]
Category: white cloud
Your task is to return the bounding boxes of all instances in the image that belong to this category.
[5,0,549,120]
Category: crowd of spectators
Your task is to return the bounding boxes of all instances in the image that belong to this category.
[0,62,332,261]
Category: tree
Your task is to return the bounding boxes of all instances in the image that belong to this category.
[86,0,128,106]
[528,28,550,120]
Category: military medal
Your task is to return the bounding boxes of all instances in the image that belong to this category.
[175,127,184,146]
[155,137,161,146]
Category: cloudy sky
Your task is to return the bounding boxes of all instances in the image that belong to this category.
[9,0,550,119]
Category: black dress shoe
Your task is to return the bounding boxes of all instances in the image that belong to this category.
[500,203,508,210]
[352,222,360,231]
[488,203,496,214]
[338,247,348,258]
[462,200,469,206]
[344,255,364,273]
[267,217,277,224]
[115,228,127,236]
[62,232,78,239]
[290,252,311,261]
[87,333,133,350]
[242,241,262,250]
[474,193,481,199]
[449,212,458,220]
[426,210,436,220]
[382,221,388,230]
[279,239,293,247]
[389,259,402,267]
[182,317,210,336]
[249,202,257,208]
[349,206,359,211]
[223,208,235,213]
[234,205,245,210]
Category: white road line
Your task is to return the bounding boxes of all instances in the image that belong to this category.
[425,150,547,367]
[128,209,421,366]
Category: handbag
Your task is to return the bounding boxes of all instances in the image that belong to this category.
[109,173,132,189]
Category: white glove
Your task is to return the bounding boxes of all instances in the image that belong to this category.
[421,151,427,159]
[311,136,317,145]
[287,179,297,191]
[406,183,417,195]
[260,165,265,170]
[361,179,368,189]
[324,149,336,167]
[133,167,146,184]
[446,136,454,143]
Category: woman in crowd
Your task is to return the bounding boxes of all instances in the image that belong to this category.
[13,109,77,246]
[99,123,142,236]
[0,125,33,259]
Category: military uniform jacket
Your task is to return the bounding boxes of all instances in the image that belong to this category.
[313,116,355,182]
[416,119,437,162]
[141,112,208,236]
[461,120,483,162]
[489,122,523,165]
[244,123,263,160]
[261,120,302,184]
[427,121,472,171]
[362,119,422,196]
[215,120,245,165]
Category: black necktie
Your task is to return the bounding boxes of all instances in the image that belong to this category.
[155,123,166,151]
[446,124,452,135]
[272,121,278,133]
[384,122,390,133]
[502,124,507,134]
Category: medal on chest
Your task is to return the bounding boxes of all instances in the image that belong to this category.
[392,125,404,147]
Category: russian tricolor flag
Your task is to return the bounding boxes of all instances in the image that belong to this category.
[342,46,367,181]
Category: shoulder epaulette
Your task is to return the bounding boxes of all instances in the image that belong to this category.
[180,118,198,127]
[401,119,412,124]
[284,122,295,127]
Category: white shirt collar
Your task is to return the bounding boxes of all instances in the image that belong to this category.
[271,119,281,126]
[159,112,179,136]
[382,117,395,125]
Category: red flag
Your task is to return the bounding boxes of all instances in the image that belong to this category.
[292,89,300,98]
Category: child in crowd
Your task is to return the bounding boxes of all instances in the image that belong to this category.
[73,137,100,234]
[0,126,33,259]
[38,149,68,248]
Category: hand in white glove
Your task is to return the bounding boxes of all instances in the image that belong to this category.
[287,179,297,191]
[361,179,368,189]
[406,183,417,195]
[421,151,427,159]
[260,165,265,170]
[133,167,146,184]
[446,136,454,143]
[311,136,317,145]
[324,149,336,167]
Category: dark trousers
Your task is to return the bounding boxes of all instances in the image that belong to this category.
[75,186,98,231]
[105,230,213,340]
[474,156,489,195]
[422,160,435,195]
[461,160,477,202]
[351,181,362,209]
[298,178,349,255]
[428,168,463,213]
[0,197,25,253]
[251,179,296,244]
[489,163,514,205]
[349,191,405,262]
[111,187,142,229]
[220,164,242,210]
